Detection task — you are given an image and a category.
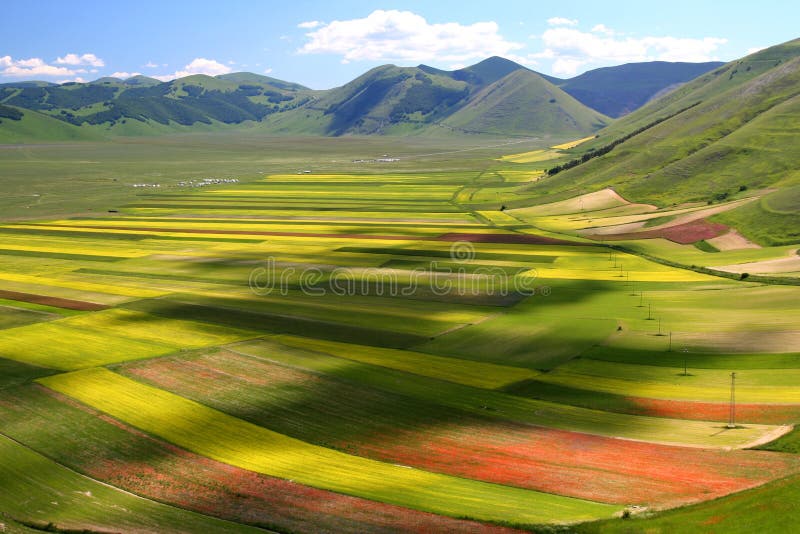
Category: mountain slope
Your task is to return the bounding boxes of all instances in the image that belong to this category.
[0,72,312,139]
[553,61,724,117]
[0,56,752,141]
[441,69,610,136]
[264,58,609,137]
[521,38,800,245]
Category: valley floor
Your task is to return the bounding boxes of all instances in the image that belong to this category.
[0,136,799,532]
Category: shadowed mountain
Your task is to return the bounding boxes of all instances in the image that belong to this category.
[552,61,725,117]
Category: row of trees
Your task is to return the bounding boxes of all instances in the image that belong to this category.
[547,102,702,176]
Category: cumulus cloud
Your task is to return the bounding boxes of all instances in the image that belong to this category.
[298,20,322,29]
[55,53,104,67]
[535,26,727,76]
[0,55,77,77]
[591,24,616,36]
[57,76,87,84]
[298,10,523,64]
[152,58,233,81]
[143,61,159,68]
[110,71,141,79]
[547,17,578,27]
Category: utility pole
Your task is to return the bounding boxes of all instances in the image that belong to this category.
[668,331,672,351]
[638,291,644,307]
[727,372,737,429]
[647,303,653,320]
[682,348,689,376]
[658,317,663,335]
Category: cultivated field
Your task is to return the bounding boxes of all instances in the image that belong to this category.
[0,134,799,532]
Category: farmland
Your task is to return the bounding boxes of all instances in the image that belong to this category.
[0,132,799,532]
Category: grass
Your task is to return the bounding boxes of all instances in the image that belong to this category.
[712,194,800,246]
[577,472,800,534]
[0,433,258,533]
[538,358,800,403]
[232,338,777,448]
[39,368,618,525]
[271,335,541,389]
[0,309,255,370]
[0,305,55,330]
[1,130,799,529]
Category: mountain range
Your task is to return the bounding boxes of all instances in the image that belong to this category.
[0,58,722,141]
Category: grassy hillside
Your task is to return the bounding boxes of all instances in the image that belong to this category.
[515,38,800,244]
[0,72,312,140]
[441,69,610,136]
[0,106,100,143]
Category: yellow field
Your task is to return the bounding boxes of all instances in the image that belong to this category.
[477,210,522,225]
[551,136,596,150]
[498,149,561,164]
[0,272,165,298]
[270,335,540,389]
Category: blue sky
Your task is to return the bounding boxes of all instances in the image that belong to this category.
[1,1,798,89]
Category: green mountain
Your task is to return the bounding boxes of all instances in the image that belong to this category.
[0,57,613,140]
[123,75,161,86]
[441,69,609,136]
[524,38,800,245]
[217,72,309,91]
[0,56,741,141]
[552,61,724,117]
[261,57,609,136]
[0,72,312,141]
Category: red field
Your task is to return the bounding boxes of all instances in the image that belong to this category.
[620,396,800,425]
[437,232,578,245]
[592,219,729,244]
[120,351,800,508]
[0,289,108,311]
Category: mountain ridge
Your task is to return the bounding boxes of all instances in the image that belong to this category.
[0,57,726,141]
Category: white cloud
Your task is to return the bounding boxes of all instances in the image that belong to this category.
[298,9,523,64]
[547,17,578,27]
[591,24,616,36]
[536,26,727,76]
[263,68,273,74]
[0,55,77,77]
[298,20,322,29]
[144,61,159,68]
[110,71,141,79]
[746,46,766,55]
[152,58,233,81]
[57,76,87,84]
[55,53,104,67]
